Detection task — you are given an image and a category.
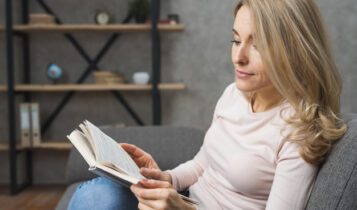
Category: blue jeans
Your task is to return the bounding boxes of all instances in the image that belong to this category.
[68,177,190,210]
[68,177,138,210]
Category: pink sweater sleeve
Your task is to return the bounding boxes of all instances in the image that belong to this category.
[266,140,318,210]
[166,146,208,191]
[166,86,230,192]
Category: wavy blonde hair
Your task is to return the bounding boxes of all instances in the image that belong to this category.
[234,0,347,165]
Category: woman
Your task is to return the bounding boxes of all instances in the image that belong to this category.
[68,0,347,209]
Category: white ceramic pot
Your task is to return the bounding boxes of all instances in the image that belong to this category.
[133,72,150,85]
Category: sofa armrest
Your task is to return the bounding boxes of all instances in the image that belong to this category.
[306,113,357,209]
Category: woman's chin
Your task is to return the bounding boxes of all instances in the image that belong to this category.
[235,80,255,92]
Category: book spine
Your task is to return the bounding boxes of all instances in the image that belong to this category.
[20,103,32,147]
[31,103,41,147]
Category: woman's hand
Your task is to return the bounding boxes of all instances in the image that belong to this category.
[131,179,196,210]
[120,143,172,184]
[140,167,172,185]
[120,143,160,170]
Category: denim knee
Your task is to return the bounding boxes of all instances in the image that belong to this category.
[68,177,138,210]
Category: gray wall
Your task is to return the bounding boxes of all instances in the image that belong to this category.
[0,0,356,184]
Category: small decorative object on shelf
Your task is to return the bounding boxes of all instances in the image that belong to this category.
[168,14,180,24]
[133,72,150,85]
[94,71,125,84]
[95,9,111,25]
[129,0,151,23]
[29,13,56,25]
[145,14,180,25]
[145,19,177,25]
[47,63,63,84]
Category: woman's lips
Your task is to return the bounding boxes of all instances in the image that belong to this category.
[236,70,254,79]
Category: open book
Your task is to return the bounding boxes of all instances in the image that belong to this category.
[67,120,199,206]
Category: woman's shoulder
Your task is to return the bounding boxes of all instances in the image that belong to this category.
[212,82,247,116]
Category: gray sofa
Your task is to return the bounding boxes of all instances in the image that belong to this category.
[56,114,357,210]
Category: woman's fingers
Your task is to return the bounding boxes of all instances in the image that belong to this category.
[138,202,155,210]
[137,197,166,210]
[120,143,146,158]
[140,168,163,180]
[120,144,160,170]
[140,178,171,188]
[132,182,188,210]
[120,143,151,162]
[131,182,172,200]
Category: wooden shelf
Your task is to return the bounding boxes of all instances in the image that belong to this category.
[0,23,184,33]
[0,144,24,151]
[34,142,72,150]
[0,83,185,92]
[0,142,72,151]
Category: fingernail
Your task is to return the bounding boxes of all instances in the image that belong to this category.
[140,179,150,185]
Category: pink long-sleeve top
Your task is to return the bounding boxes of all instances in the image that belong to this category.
[167,83,318,210]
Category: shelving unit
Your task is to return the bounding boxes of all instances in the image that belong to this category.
[0,83,185,91]
[3,0,183,194]
[0,142,72,151]
[0,23,184,33]
[32,142,72,150]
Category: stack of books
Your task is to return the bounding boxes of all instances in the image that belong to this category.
[20,103,41,147]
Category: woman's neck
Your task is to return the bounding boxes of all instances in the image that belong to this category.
[251,86,283,113]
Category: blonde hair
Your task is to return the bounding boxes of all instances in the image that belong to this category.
[234,0,347,165]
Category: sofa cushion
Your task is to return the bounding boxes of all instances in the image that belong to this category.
[65,126,205,184]
[306,113,357,210]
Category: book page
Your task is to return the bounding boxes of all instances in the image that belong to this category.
[79,123,96,157]
[67,130,96,167]
[84,120,145,180]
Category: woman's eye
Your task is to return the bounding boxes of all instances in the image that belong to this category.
[231,40,241,45]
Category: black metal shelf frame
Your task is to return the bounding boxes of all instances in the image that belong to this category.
[5,0,162,194]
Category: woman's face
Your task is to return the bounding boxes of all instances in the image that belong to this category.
[232,6,273,93]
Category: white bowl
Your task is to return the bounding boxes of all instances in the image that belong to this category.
[133,72,150,85]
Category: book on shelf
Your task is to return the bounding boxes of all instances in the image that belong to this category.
[67,120,199,206]
[30,103,41,146]
[19,103,31,147]
[19,102,41,147]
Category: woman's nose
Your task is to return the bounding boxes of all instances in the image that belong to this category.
[233,46,249,65]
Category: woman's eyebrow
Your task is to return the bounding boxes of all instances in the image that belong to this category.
[232,28,253,40]
[232,28,239,35]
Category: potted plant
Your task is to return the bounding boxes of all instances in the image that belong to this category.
[129,0,151,23]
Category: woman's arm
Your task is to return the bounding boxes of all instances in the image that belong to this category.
[166,84,234,191]
[166,146,208,191]
[266,141,318,210]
